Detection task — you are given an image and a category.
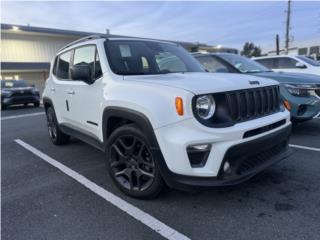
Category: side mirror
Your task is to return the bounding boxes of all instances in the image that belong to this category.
[295,62,307,69]
[70,64,94,84]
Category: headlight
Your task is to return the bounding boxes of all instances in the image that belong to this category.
[1,89,12,97]
[195,95,216,120]
[285,84,312,97]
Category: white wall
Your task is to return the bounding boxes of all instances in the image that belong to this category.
[1,32,77,62]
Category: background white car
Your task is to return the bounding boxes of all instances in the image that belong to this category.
[253,55,320,76]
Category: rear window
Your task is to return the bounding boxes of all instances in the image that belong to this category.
[1,80,29,88]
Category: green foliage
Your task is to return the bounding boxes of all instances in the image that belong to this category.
[241,42,262,57]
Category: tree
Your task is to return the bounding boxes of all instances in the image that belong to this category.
[241,42,262,57]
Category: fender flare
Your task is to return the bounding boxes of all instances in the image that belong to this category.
[42,97,55,111]
[102,106,159,149]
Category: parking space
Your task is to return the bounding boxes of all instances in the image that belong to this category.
[2,108,320,240]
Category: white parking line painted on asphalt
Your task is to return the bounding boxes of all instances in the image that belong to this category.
[290,144,320,152]
[14,139,190,240]
[1,112,45,120]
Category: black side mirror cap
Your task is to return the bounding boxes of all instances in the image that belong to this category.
[70,64,95,84]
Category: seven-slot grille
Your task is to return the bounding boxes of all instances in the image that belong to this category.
[225,85,281,123]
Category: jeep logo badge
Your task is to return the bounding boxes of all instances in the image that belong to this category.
[249,80,260,85]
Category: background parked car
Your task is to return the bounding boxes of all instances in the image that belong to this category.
[253,55,320,76]
[1,80,40,110]
[193,53,320,122]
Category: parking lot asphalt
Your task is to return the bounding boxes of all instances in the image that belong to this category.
[1,107,320,240]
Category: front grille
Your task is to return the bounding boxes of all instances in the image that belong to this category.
[237,140,287,175]
[11,92,33,97]
[225,85,281,123]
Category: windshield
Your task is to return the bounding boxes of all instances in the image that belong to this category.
[296,56,320,66]
[105,40,205,75]
[1,80,29,89]
[219,54,271,73]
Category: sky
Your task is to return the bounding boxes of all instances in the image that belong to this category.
[1,1,320,52]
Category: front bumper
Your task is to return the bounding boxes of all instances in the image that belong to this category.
[156,124,291,190]
[281,90,320,121]
[154,110,291,189]
[2,95,40,106]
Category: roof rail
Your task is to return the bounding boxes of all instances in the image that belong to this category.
[59,34,108,51]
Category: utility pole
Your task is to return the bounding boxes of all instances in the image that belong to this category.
[276,34,280,55]
[285,0,291,54]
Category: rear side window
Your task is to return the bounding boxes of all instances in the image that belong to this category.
[277,57,298,69]
[255,58,275,69]
[73,45,102,80]
[56,51,72,79]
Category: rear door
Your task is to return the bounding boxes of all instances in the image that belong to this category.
[51,50,74,124]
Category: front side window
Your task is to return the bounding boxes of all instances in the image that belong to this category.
[73,45,102,80]
[105,40,204,75]
[56,51,72,79]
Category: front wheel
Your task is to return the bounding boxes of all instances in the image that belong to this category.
[106,124,164,199]
[46,107,69,145]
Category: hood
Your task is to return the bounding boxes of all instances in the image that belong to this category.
[251,71,320,85]
[123,72,278,95]
[2,86,34,91]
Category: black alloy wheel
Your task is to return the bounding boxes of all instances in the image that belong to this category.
[46,107,69,145]
[107,124,164,198]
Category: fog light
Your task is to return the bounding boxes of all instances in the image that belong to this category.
[187,144,211,167]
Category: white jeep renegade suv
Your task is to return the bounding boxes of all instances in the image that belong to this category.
[43,35,292,198]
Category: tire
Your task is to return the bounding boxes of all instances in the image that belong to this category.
[1,104,7,110]
[34,102,40,107]
[106,124,164,199]
[46,107,69,145]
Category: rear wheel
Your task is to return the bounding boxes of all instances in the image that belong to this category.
[106,124,164,199]
[46,107,69,145]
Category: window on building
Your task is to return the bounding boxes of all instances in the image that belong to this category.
[56,51,72,79]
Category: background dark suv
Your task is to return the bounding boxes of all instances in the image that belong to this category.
[1,80,40,110]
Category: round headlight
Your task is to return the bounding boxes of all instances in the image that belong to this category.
[195,95,216,120]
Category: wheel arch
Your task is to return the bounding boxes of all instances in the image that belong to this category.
[102,107,159,149]
[42,97,55,112]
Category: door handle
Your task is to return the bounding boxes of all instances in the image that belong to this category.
[67,90,75,95]
[50,88,56,92]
